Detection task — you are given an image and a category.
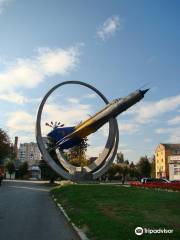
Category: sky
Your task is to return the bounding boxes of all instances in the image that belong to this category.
[0,0,180,162]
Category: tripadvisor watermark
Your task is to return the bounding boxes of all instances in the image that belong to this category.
[135,227,173,236]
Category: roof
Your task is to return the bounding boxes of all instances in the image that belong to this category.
[160,143,180,150]
[28,166,41,171]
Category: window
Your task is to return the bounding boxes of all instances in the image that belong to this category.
[172,149,180,154]
[174,169,180,175]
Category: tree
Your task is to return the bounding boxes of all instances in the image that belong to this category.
[117,152,124,163]
[39,137,61,183]
[39,159,59,183]
[137,156,151,178]
[124,160,129,165]
[5,160,15,179]
[150,155,156,178]
[0,129,12,165]
[19,162,28,179]
[129,162,136,178]
[107,164,118,180]
[68,138,89,167]
[121,164,129,184]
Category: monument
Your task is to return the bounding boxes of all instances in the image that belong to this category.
[36,81,149,181]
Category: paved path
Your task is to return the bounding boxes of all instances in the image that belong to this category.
[0,180,80,240]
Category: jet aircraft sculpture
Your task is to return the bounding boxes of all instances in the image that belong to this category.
[36,81,149,181]
[47,88,149,150]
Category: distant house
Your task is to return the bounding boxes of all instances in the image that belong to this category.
[155,143,180,180]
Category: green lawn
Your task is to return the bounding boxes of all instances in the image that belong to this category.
[51,184,180,240]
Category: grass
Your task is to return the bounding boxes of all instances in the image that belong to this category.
[51,184,180,240]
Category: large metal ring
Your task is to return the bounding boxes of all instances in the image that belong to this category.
[36,81,119,181]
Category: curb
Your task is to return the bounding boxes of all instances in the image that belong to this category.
[52,195,89,240]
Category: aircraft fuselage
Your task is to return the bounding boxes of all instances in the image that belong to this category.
[47,89,149,150]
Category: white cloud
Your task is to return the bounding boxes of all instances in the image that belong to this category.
[97,15,120,41]
[0,46,80,102]
[19,135,35,144]
[155,128,167,134]
[43,103,91,126]
[127,94,180,123]
[168,115,180,125]
[0,91,41,104]
[0,92,27,104]
[118,122,139,134]
[101,123,110,137]
[40,102,91,136]
[83,93,97,99]
[87,145,105,157]
[67,98,79,104]
[144,138,152,143]
[6,111,35,134]
[156,127,180,143]
[101,121,139,137]
[5,100,92,142]
[170,134,180,143]
[120,148,134,154]
[0,0,12,14]
[37,47,79,75]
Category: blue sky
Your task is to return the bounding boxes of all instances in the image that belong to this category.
[0,0,179,162]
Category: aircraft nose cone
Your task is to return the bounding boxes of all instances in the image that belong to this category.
[141,88,150,95]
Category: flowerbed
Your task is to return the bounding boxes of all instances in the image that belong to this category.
[130,182,180,191]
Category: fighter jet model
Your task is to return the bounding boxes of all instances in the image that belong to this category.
[47,88,149,150]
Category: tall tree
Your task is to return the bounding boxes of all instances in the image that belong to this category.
[121,164,129,184]
[39,159,59,183]
[117,152,124,163]
[44,137,62,183]
[19,161,28,179]
[137,156,151,178]
[150,155,156,178]
[107,164,118,180]
[0,129,12,164]
[116,158,130,183]
[68,138,89,167]
[5,160,15,179]
[129,162,136,178]
[124,160,129,165]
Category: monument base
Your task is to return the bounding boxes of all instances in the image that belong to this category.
[72,171,93,182]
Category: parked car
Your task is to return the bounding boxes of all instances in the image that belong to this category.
[170,180,180,184]
[156,178,170,183]
[141,178,170,183]
[140,178,148,183]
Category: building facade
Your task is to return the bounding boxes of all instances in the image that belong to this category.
[169,155,180,181]
[19,142,41,166]
[155,143,180,179]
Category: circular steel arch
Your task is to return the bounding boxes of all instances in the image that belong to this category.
[36,81,119,181]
